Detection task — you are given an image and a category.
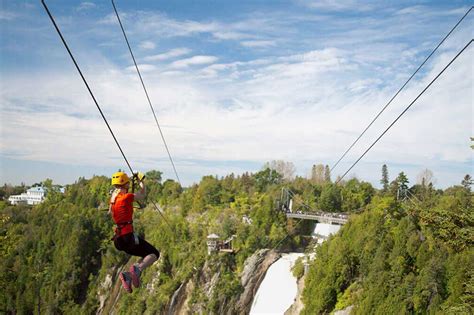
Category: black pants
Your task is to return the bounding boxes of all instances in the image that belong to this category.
[114,233,160,258]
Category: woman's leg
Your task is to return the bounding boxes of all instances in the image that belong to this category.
[127,236,160,287]
[138,253,158,271]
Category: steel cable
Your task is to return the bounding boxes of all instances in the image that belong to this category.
[331,6,473,172]
[111,0,182,186]
[336,39,473,183]
[42,0,172,228]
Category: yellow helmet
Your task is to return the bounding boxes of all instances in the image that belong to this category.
[111,171,129,186]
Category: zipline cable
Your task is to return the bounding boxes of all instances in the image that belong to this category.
[330,6,473,173]
[42,0,172,228]
[336,39,473,184]
[111,0,182,186]
[41,0,134,175]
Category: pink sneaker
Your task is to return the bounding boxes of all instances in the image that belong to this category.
[119,272,133,293]
[130,264,141,288]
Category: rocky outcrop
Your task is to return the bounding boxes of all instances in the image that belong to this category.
[166,282,186,315]
[235,249,281,313]
[96,264,129,315]
[164,249,280,315]
[96,249,280,315]
[334,305,354,315]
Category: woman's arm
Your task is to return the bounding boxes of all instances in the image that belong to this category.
[134,180,146,201]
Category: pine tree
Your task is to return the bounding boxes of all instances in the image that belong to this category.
[381,164,389,193]
[396,172,409,200]
[310,164,325,184]
[461,174,472,191]
[324,165,331,183]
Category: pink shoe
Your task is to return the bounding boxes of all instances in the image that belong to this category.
[119,272,133,293]
[130,264,141,288]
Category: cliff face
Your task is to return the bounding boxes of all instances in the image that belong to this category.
[235,249,281,313]
[167,249,280,315]
[97,249,280,314]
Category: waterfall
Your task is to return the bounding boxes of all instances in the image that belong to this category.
[249,223,342,314]
[250,253,304,314]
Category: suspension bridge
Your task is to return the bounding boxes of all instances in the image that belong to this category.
[279,188,349,225]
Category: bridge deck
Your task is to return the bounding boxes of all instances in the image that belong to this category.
[285,212,348,224]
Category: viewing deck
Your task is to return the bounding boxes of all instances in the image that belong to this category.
[285,211,348,225]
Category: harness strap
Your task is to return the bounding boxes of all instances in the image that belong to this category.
[114,220,133,236]
[116,220,133,227]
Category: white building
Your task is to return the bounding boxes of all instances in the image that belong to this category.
[8,186,48,205]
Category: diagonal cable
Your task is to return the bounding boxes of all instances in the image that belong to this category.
[42,0,173,228]
[111,0,182,186]
[336,39,473,183]
[41,0,134,175]
[331,6,473,172]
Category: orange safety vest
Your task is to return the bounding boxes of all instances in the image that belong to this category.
[110,192,134,236]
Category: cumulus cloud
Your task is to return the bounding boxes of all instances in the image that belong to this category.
[240,40,276,48]
[170,55,218,68]
[125,64,157,72]
[143,48,192,62]
[139,41,156,50]
[77,2,96,11]
[298,0,376,11]
[1,2,472,186]
[0,10,17,20]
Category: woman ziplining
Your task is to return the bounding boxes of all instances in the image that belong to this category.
[109,171,160,293]
[41,0,176,293]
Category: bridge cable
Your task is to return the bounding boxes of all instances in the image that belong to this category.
[336,39,473,184]
[111,0,182,186]
[330,6,473,173]
[41,0,172,228]
[265,189,317,251]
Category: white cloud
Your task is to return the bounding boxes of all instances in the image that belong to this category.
[2,3,472,187]
[139,41,156,50]
[2,43,471,186]
[98,11,270,43]
[298,0,375,11]
[143,48,192,62]
[240,40,276,48]
[170,55,218,68]
[0,10,17,21]
[125,64,157,72]
[77,2,96,11]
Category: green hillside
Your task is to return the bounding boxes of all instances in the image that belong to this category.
[302,177,473,314]
[1,169,472,314]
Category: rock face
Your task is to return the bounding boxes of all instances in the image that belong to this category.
[166,282,187,315]
[334,305,354,315]
[165,249,280,315]
[235,249,281,313]
[96,263,129,315]
[97,249,280,314]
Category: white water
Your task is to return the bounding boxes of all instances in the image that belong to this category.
[313,223,341,243]
[249,223,342,314]
[250,252,304,315]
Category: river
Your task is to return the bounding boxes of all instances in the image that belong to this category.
[249,223,341,314]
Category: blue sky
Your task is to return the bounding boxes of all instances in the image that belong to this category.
[0,0,472,188]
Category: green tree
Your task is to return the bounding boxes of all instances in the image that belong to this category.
[390,172,409,200]
[319,184,342,212]
[310,164,325,184]
[324,165,331,183]
[381,164,389,193]
[145,170,163,183]
[161,179,182,205]
[461,174,472,191]
[254,168,282,192]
